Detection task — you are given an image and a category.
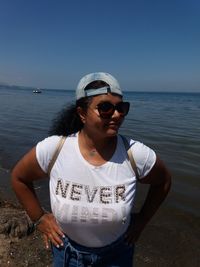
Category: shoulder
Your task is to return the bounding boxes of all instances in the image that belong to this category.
[120,135,157,179]
[36,135,64,173]
[37,135,62,148]
[140,156,171,185]
[36,134,77,152]
[126,136,156,162]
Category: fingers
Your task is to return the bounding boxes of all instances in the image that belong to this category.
[48,232,65,248]
[43,233,64,250]
[37,213,66,248]
[52,223,66,240]
[43,234,50,249]
[125,228,136,245]
[124,214,140,245]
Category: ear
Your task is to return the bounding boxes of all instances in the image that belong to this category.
[77,107,86,124]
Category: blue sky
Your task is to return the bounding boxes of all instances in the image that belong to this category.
[0,0,199,92]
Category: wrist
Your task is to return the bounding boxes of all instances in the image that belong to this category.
[32,211,47,229]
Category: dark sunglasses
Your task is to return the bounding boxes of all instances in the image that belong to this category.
[97,101,130,119]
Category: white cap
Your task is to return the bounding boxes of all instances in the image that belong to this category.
[76,72,123,100]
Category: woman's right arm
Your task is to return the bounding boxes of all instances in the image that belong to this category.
[11,147,65,248]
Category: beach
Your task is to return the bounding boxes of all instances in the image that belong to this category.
[0,168,199,267]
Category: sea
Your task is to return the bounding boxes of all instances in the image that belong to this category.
[0,86,199,266]
[0,86,199,213]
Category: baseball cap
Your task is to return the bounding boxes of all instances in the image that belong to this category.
[76,72,123,100]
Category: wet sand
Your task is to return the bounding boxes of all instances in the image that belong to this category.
[134,205,200,266]
[0,169,199,267]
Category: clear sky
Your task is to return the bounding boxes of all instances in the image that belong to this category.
[0,0,200,92]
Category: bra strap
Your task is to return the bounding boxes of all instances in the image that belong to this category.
[47,136,66,176]
[120,135,139,180]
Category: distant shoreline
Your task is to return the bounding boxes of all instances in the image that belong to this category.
[1,84,200,94]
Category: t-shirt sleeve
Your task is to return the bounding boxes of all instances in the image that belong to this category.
[130,140,156,179]
[36,135,61,173]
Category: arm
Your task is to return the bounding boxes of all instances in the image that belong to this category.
[11,147,65,248]
[125,156,171,244]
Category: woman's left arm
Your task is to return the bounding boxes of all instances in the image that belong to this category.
[125,156,171,244]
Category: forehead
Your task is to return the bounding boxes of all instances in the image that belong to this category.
[89,93,123,106]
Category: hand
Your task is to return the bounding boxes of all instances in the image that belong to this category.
[36,213,65,249]
[124,213,146,245]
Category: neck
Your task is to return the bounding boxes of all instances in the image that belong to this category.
[79,130,116,150]
[78,130,117,160]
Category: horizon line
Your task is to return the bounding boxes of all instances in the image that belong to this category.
[0,84,200,94]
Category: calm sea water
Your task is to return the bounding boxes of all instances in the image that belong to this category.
[0,86,199,216]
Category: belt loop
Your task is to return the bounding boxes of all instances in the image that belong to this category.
[63,238,70,267]
[63,237,82,267]
[63,247,69,267]
[91,253,98,265]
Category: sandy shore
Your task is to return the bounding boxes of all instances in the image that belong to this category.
[0,169,52,266]
[0,169,199,267]
[0,195,52,266]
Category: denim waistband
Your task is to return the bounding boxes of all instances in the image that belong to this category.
[66,234,126,254]
[57,234,130,267]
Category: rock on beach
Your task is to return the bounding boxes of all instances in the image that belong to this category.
[0,197,52,267]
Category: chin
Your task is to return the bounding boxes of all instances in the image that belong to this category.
[106,129,119,137]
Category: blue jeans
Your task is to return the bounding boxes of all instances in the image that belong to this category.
[52,235,134,267]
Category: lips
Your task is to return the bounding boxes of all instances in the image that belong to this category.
[106,122,121,129]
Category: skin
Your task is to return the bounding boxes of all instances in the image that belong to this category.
[77,94,125,165]
[11,93,171,250]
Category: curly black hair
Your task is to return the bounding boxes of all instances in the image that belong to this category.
[49,80,109,136]
[49,98,90,136]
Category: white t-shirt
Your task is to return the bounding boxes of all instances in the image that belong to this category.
[36,133,156,247]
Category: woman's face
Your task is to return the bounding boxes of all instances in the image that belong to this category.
[80,93,126,138]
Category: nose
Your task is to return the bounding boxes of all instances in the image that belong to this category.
[112,109,124,120]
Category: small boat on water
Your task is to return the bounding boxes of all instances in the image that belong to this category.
[33,88,42,93]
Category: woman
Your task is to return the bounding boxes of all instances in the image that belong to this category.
[12,72,171,267]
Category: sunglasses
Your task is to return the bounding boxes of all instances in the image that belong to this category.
[96,101,130,119]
